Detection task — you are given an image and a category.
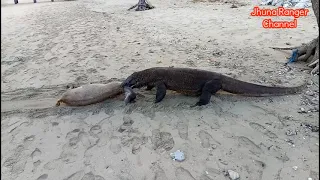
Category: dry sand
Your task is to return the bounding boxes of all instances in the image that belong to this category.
[1,0,319,179]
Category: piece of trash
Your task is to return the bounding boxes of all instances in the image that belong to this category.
[227,170,240,180]
[298,107,307,113]
[287,49,299,64]
[286,129,297,136]
[205,171,209,175]
[308,178,313,180]
[292,166,298,171]
[170,150,185,162]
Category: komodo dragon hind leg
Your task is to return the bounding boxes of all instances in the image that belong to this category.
[155,82,167,103]
[192,79,222,107]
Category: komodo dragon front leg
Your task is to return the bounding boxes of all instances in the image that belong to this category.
[193,79,222,107]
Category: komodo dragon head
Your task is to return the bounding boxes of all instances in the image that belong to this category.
[121,68,158,88]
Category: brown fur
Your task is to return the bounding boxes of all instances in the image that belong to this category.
[56,81,123,106]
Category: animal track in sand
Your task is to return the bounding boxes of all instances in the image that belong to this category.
[249,122,278,139]
[237,136,262,155]
[151,163,168,180]
[81,172,105,180]
[3,145,27,176]
[151,129,175,152]
[109,137,122,154]
[131,136,148,155]
[32,160,41,172]
[60,128,91,164]
[63,170,85,180]
[244,159,266,180]
[31,148,42,160]
[177,122,188,140]
[198,130,220,148]
[89,125,102,136]
[175,167,196,180]
[79,131,99,149]
[36,174,48,180]
[132,142,142,155]
[199,130,212,148]
[118,116,134,133]
[24,135,35,142]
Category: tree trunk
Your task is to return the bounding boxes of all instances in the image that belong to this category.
[304,0,319,74]
[271,0,319,74]
[311,0,319,28]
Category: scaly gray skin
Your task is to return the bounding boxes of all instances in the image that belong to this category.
[121,67,306,106]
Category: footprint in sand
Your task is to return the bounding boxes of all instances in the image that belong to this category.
[69,137,80,147]
[79,131,99,149]
[24,135,35,146]
[175,167,196,180]
[64,170,85,180]
[89,125,102,136]
[237,136,262,155]
[59,129,84,163]
[243,159,266,179]
[81,172,95,180]
[65,129,81,146]
[66,129,81,138]
[36,174,48,180]
[81,172,105,180]
[3,145,27,175]
[249,122,278,139]
[132,142,142,155]
[177,122,188,140]
[151,130,175,152]
[109,137,122,154]
[199,130,213,148]
[32,160,41,172]
[118,116,134,133]
[24,135,35,142]
[52,122,59,126]
[253,159,266,179]
[154,168,168,180]
[151,163,168,180]
[95,176,105,180]
[130,136,148,154]
[31,148,41,160]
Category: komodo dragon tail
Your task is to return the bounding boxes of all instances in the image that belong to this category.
[220,75,307,97]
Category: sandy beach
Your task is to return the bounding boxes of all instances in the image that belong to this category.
[1,0,319,179]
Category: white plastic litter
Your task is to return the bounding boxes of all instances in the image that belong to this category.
[170,150,185,162]
[227,170,240,180]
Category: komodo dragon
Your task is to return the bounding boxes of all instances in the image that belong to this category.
[121,67,306,106]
